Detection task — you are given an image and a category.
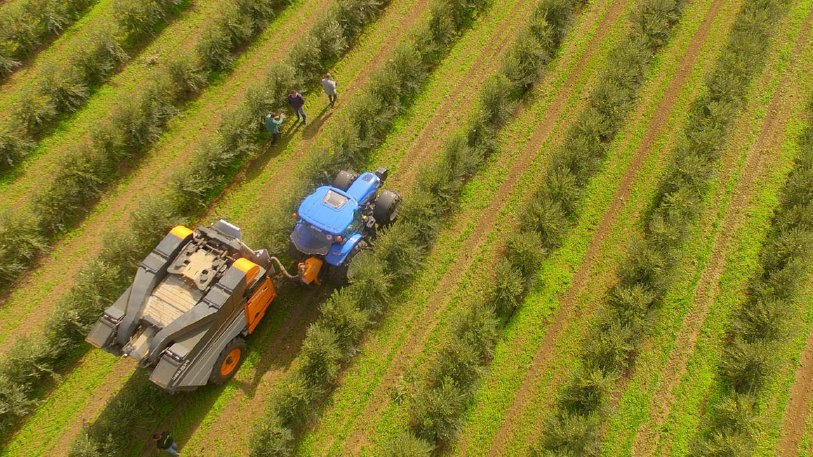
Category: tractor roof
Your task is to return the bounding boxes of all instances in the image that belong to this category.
[298,186,359,234]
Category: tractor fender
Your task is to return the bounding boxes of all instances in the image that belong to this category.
[326,233,363,266]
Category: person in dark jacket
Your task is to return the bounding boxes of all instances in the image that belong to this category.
[154,431,179,455]
[265,112,285,144]
[287,90,306,125]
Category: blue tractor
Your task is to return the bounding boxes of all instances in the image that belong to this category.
[288,167,400,283]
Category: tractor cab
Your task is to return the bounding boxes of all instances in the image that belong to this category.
[289,168,400,283]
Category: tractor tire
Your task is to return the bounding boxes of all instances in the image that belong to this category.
[210,337,246,385]
[373,190,400,226]
[333,170,359,191]
[328,240,367,284]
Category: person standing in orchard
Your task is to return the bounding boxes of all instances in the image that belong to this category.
[264,112,285,145]
[287,90,306,125]
[321,73,337,108]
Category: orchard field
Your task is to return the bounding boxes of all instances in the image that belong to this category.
[0,0,812,453]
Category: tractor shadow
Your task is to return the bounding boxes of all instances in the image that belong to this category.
[133,288,323,455]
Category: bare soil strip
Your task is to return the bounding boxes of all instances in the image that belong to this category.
[480,1,727,454]
[327,1,631,453]
[630,14,813,455]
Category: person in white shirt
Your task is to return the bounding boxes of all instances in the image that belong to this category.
[321,73,337,108]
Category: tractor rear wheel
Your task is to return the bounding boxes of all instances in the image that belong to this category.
[210,337,246,385]
[328,240,367,284]
[333,170,358,191]
[373,190,400,226]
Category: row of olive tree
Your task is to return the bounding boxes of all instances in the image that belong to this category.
[690,99,813,455]
[0,0,388,446]
[382,0,692,450]
[534,0,791,453]
[245,0,587,452]
[0,0,187,171]
[0,0,294,292]
[0,0,94,78]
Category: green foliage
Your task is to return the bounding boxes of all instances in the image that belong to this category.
[70,27,129,85]
[0,0,93,77]
[558,366,614,414]
[409,377,465,447]
[490,259,525,316]
[380,432,434,456]
[300,324,343,388]
[250,412,295,457]
[0,210,48,284]
[537,410,601,457]
[113,0,182,37]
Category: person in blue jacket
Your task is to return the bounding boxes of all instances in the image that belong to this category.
[287,91,306,125]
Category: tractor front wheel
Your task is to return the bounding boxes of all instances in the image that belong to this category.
[333,170,359,191]
[328,241,367,284]
[373,190,400,226]
[210,337,246,385]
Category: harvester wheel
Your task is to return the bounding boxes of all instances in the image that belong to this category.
[373,190,400,226]
[329,240,367,284]
[210,337,246,384]
[333,170,359,191]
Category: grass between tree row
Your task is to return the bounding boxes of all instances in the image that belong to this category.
[529,0,795,452]
[600,4,813,453]
[0,0,391,446]
[366,0,701,450]
[690,67,813,457]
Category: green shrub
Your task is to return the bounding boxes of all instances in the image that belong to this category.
[196,23,235,70]
[490,259,525,316]
[380,432,434,456]
[691,393,759,457]
[582,313,635,374]
[537,410,601,457]
[720,337,777,394]
[15,90,57,132]
[319,289,371,351]
[0,210,48,284]
[113,0,182,37]
[558,366,614,414]
[40,64,89,113]
[0,126,34,168]
[409,377,465,447]
[346,251,393,315]
[70,27,129,85]
[300,324,343,388]
[371,223,423,278]
[311,16,347,61]
[250,412,295,457]
[162,55,207,101]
